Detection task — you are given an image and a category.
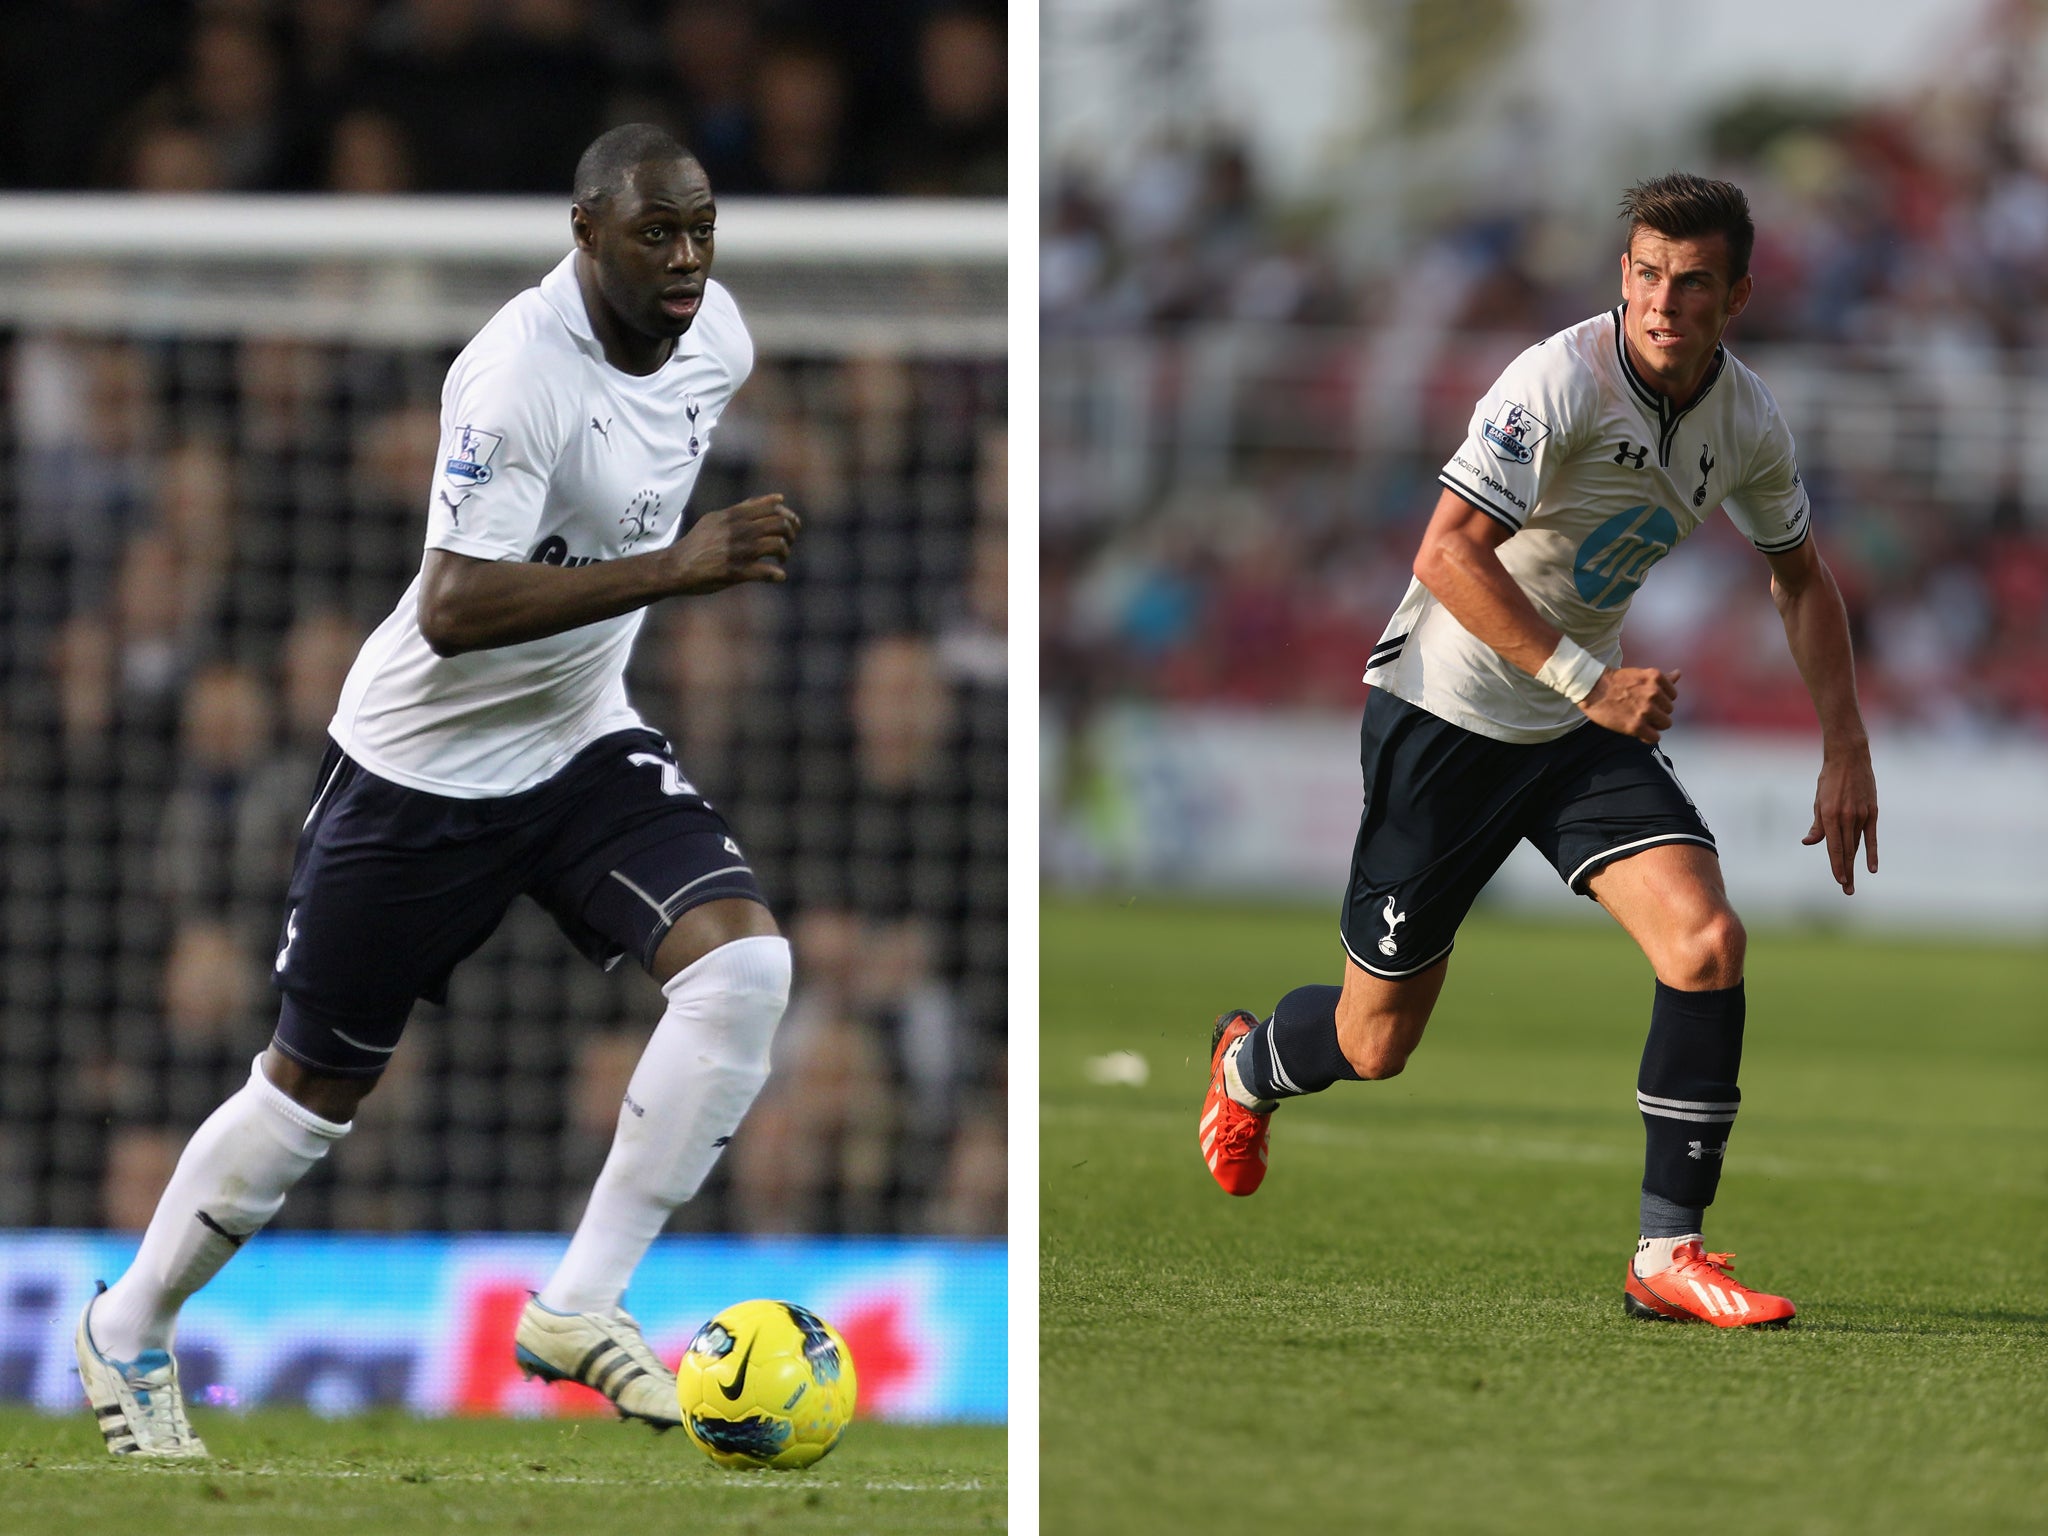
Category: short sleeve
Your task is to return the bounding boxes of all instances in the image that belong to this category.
[703,281,755,391]
[1722,398,1810,554]
[423,349,567,561]
[1438,341,1591,532]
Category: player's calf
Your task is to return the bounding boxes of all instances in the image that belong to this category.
[1200,977,1434,1195]
[1636,979,1744,1238]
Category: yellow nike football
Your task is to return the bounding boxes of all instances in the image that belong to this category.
[673,1299,858,1469]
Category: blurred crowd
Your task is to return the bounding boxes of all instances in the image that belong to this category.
[0,0,1005,197]
[1042,59,2048,737]
[0,326,1007,1237]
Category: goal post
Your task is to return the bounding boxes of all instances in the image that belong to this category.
[0,194,1006,353]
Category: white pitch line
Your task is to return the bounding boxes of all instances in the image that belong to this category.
[14,1461,989,1492]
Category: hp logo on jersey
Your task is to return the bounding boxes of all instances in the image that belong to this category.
[1574,504,1678,610]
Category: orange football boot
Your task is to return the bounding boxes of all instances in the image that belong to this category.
[1199,1010,1272,1196]
[1624,1240,1796,1328]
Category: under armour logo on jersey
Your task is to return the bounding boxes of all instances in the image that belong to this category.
[1378,896,1408,957]
[1614,441,1648,469]
[1687,1139,1726,1161]
[591,416,611,440]
[1693,443,1716,507]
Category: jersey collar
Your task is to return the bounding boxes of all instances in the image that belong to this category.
[540,252,707,367]
[1610,303,1723,464]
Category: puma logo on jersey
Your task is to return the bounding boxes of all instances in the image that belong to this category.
[1378,896,1408,956]
[438,489,472,525]
[591,416,612,440]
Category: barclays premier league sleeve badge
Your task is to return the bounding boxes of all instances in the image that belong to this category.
[1481,400,1549,465]
[443,425,504,487]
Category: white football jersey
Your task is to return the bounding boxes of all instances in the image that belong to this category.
[1367,306,1809,742]
[330,253,754,796]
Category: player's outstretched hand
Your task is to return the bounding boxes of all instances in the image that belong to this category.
[1579,666,1679,744]
[1802,746,1879,895]
[669,494,801,593]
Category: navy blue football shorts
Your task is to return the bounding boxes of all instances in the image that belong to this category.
[1340,689,1716,980]
[270,729,765,1076]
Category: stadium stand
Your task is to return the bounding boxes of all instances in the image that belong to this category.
[1042,92,2048,739]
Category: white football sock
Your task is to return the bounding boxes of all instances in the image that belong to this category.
[538,935,791,1316]
[92,1054,350,1360]
[1633,1233,1704,1278]
[1221,1034,1273,1112]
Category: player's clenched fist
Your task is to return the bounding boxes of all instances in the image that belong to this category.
[668,493,802,592]
[1579,665,1680,744]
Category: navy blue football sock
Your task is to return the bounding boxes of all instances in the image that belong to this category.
[1639,1192,1704,1240]
[1236,985,1358,1101]
[1637,979,1745,1233]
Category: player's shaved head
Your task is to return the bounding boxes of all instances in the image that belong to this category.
[573,123,698,211]
[1620,173,1754,283]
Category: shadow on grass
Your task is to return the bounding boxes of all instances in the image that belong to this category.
[1795,1309,2048,1337]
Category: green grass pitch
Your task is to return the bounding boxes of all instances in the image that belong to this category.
[1041,899,2048,1535]
[0,1408,1003,1532]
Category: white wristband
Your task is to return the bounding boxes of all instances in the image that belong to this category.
[1534,636,1606,704]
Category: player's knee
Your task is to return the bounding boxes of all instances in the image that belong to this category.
[669,934,791,1075]
[1355,1047,1409,1081]
[1340,1032,1412,1081]
[1669,908,1745,989]
[261,1047,377,1124]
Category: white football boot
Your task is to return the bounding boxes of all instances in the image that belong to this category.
[513,1296,682,1429]
[75,1287,209,1458]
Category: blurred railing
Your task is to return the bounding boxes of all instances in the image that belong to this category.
[1045,325,2048,524]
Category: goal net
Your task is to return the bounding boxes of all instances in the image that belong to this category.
[0,195,1008,1243]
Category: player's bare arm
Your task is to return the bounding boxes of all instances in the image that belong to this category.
[1764,533,1878,893]
[417,493,801,655]
[1411,487,1678,743]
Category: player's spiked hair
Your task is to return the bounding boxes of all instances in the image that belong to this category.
[573,123,697,210]
[1619,172,1755,283]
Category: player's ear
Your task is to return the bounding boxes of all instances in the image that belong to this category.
[1725,272,1753,320]
[569,203,597,253]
